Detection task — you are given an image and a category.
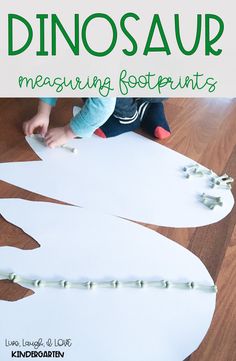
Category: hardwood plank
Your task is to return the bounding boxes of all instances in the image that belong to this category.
[189,241,236,361]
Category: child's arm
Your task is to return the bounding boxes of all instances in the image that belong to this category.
[23,98,56,137]
[44,98,116,148]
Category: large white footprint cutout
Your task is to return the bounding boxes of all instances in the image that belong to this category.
[0,199,216,361]
[0,133,234,227]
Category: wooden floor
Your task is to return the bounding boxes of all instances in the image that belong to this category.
[0,98,235,361]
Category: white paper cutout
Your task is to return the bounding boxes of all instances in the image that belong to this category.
[73,105,82,117]
[0,133,233,227]
[0,199,216,361]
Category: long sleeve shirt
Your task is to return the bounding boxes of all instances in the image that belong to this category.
[41,97,116,137]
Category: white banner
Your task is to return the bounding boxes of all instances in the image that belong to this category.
[0,0,235,97]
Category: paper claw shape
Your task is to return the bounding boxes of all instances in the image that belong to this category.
[0,198,216,361]
[0,133,234,227]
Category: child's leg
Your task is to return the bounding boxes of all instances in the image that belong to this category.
[138,100,171,140]
[95,98,141,138]
[95,112,141,138]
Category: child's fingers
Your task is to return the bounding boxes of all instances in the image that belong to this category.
[24,122,32,136]
[45,135,62,149]
[44,129,53,138]
[41,124,48,137]
[44,134,55,148]
[28,122,37,135]
[44,133,52,143]
[46,140,56,149]
[45,136,53,145]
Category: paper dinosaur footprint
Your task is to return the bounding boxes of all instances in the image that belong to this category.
[0,199,216,361]
[0,133,234,227]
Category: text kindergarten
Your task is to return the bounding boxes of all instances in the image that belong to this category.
[8,13,224,57]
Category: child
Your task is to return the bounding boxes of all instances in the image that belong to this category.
[23,98,170,148]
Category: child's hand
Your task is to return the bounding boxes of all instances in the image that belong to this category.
[23,114,49,137]
[45,125,76,148]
